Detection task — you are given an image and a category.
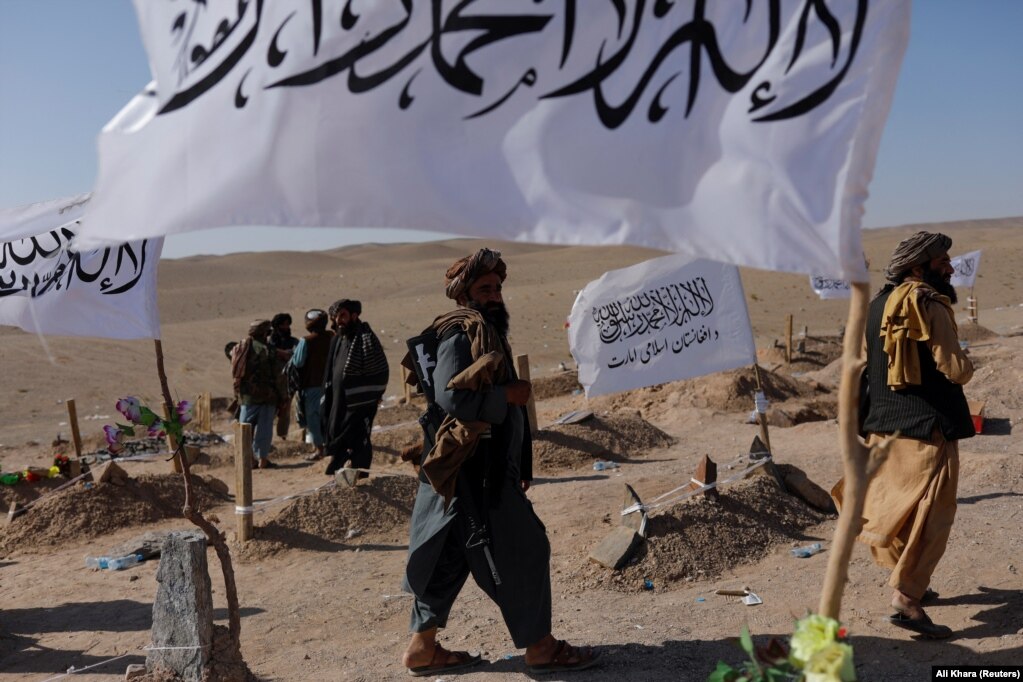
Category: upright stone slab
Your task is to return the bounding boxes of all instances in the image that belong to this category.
[148,532,213,681]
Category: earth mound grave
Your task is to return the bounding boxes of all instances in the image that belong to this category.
[532,412,675,473]
[569,476,829,593]
[0,473,229,556]
[234,473,418,560]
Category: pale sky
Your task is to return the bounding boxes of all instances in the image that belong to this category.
[1,1,1021,259]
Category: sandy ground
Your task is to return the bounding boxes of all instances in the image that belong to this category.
[1,219,1022,680]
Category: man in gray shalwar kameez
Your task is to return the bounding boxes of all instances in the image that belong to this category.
[401,249,599,677]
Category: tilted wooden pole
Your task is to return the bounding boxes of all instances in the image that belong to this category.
[818,282,871,619]
[785,314,794,363]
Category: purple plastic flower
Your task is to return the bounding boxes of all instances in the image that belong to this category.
[147,423,167,439]
[103,425,125,454]
[115,396,143,424]
[176,400,194,426]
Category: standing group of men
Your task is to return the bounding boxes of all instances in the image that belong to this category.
[229,300,389,475]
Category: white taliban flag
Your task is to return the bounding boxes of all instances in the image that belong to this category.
[568,256,756,398]
[810,275,852,300]
[0,196,162,340]
[950,250,981,289]
[79,1,909,281]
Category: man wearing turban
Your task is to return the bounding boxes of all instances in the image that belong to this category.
[400,248,598,675]
[231,319,285,469]
[834,231,974,639]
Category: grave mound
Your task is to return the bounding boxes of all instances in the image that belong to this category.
[235,474,418,560]
[571,476,829,593]
[0,473,229,556]
[533,412,675,472]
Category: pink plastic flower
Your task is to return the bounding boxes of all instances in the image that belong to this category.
[115,397,143,424]
[147,423,167,439]
[176,400,194,426]
[103,425,125,454]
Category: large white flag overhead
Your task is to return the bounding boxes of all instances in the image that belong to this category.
[0,197,162,340]
[568,256,757,398]
[79,1,910,280]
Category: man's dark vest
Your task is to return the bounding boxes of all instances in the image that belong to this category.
[299,331,332,389]
[861,288,974,441]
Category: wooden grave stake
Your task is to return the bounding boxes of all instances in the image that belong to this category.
[752,364,774,457]
[235,422,254,543]
[401,366,413,404]
[785,314,794,363]
[681,454,718,499]
[513,354,539,435]
[66,399,83,459]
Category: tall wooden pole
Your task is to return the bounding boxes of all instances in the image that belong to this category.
[785,314,794,363]
[818,282,871,619]
[66,399,83,459]
[514,354,538,435]
[235,422,253,542]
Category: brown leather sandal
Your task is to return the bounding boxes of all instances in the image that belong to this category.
[407,644,482,677]
[526,640,600,674]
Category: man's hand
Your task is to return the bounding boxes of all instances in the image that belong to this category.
[505,379,532,406]
[521,479,531,493]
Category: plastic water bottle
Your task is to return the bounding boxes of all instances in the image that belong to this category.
[790,543,823,558]
[85,556,111,570]
[106,554,144,570]
[593,460,619,471]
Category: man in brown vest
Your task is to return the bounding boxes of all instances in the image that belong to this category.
[291,309,334,461]
[835,231,974,639]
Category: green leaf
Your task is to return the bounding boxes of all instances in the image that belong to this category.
[708,661,738,682]
[122,426,136,437]
[139,407,158,427]
[739,626,755,656]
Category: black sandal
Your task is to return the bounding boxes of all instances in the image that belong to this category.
[888,611,952,639]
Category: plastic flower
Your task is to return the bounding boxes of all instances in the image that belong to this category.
[147,423,168,439]
[103,425,125,454]
[789,614,840,667]
[803,641,856,682]
[115,396,143,424]
[176,400,194,426]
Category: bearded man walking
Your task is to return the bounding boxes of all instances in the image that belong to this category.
[835,231,974,639]
[400,248,598,676]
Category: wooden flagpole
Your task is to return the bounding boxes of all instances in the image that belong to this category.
[817,282,871,619]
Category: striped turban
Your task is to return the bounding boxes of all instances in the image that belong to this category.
[444,248,507,301]
[883,232,953,284]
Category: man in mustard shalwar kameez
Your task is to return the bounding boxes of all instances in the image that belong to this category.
[835,231,974,639]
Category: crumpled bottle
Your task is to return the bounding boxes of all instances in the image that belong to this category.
[85,556,111,570]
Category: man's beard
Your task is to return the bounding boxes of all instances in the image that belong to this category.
[468,301,510,336]
[922,267,958,304]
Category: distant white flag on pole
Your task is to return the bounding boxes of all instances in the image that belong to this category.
[950,250,981,289]
[78,1,909,281]
[0,196,162,340]
[810,275,852,300]
[568,256,756,398]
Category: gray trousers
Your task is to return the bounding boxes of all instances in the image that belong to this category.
[406,480,552,649]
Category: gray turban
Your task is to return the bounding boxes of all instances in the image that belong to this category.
[883,232,952,283]
[444,248,507,301]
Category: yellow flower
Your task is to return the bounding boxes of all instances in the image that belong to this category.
[789,614,840,666]
[804,641,856,682]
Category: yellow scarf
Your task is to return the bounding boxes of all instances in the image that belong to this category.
[880,281,956,390]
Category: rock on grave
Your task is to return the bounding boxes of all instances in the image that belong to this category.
[148,531,213,681]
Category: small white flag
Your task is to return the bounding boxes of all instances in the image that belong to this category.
[950,250,981,290]
[568,256,756,398]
